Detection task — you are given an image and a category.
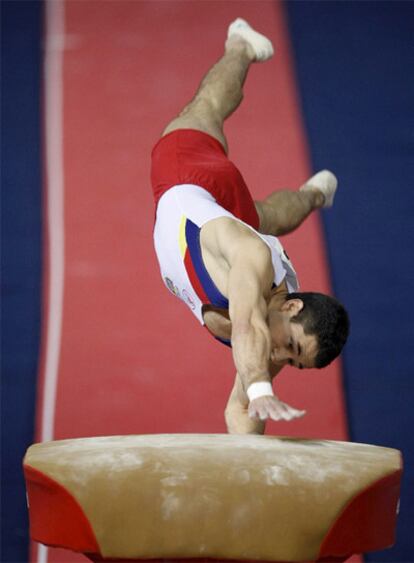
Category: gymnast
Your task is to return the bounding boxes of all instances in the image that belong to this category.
[151,18,349,434]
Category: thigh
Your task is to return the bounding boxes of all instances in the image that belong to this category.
[162,97,228,153]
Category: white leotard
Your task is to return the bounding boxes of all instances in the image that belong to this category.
[153,184,299,325]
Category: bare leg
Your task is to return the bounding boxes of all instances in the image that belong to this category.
[255,170,338,236]
[162,37,255,153]
[162,21,327,238]
[255,186,325,237]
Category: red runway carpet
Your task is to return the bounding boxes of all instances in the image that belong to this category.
[34,2,353,561]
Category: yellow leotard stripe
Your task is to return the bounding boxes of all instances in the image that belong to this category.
[179,215,187,258]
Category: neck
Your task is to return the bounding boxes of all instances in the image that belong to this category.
[267,281,289,314]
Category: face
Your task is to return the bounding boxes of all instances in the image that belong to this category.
[268,299,318,369]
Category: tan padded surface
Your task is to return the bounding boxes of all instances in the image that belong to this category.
[24,434,401,561]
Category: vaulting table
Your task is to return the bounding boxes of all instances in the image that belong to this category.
[23,434,402,562]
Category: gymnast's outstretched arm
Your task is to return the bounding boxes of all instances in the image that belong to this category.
[225,363,305,433]
[225,228,305,425]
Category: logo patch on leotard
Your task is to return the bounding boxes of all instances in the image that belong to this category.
[165,277,180,297]
[182,289,196,310]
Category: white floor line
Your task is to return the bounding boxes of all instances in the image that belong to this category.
[37,1,66,562]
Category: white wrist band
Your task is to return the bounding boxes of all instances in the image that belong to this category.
[247,381,274,401]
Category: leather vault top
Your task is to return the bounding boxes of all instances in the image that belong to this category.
[24,433,402,562]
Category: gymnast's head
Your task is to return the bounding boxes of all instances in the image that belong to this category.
[268,292,350,369]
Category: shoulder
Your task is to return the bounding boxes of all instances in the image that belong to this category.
[201,217,271,265]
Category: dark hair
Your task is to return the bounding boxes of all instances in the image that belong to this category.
[286,292,349,368]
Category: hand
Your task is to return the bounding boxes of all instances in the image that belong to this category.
[248,395,306,422]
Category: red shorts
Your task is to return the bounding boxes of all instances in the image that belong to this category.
[151,129,260,229]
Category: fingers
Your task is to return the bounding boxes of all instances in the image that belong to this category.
[276,404,306,422]
[267,401,305,422]
[248,397,306,422]
[248,401,268,421]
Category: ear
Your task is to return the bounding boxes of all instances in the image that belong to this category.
[281,298,304,317]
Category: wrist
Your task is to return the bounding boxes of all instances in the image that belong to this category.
[247,381,274,401]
